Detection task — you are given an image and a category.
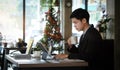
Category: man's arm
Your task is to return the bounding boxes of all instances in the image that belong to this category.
[67,44,79,53]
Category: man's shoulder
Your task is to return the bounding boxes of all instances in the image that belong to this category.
[87,27,99,34]
[87,27,102,39]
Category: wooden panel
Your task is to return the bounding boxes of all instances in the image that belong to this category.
[63,0,72,42]
[115,0,120,70]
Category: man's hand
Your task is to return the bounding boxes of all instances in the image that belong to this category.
[54,54,68,59]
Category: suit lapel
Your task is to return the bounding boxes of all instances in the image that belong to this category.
[79,26,92,45]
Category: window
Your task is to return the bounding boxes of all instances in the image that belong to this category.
[72,0,85,37]
[25,0,42,44]
[72,0,106,36]
[0,0,23,42]
[0,0,62,48]
[88,0,106,27]
[25,0,61,46]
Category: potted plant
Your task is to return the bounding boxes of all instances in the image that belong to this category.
[33,43,42,58]
[96,10,112,39]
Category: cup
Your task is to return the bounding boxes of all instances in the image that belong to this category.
[70,36,78,44]
[33,51,41,58]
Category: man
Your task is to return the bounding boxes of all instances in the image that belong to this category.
[55,8,104,70]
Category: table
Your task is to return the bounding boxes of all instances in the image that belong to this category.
[4,55,88,70]
[1,47,26,70]
[4,47,26,54]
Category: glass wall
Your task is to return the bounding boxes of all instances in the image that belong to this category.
[25,0,42,45]
[0,0,62,48]
[88,0,106,27]
[25,0,61,47]
[72,0,85,41]
[72,0,106,36]
[0,0,23,42]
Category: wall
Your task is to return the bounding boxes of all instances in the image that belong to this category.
[115,0,120,70]
[61,0,72,42]
[106,0,115,39]
[106,2,115,70]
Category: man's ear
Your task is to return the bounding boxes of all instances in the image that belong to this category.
[82,18,87,24]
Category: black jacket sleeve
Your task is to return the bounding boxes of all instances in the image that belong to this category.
[67,44,79,53]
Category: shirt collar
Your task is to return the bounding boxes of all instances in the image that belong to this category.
[83,24,94,35]
[83,26,90,35]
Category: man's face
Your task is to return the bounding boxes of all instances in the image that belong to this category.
[71,18,84,31]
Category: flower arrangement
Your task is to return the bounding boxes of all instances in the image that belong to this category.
[96,10,112,33]
[40,7,63,52]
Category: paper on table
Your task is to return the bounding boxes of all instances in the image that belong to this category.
[46,60,60,63]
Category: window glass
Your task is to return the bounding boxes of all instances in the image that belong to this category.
[88,0,106,27]
[25,0,61,47]
[72,0,85,37]
[0,0,62,48]
[0,0,23,42]
[72,0,106,36]
[25,0,55,45]
[25,0,42,44]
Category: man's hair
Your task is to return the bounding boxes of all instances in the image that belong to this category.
[70,8,90,23]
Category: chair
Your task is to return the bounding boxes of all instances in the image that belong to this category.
[0,51,3,70]
[102,39,114,70]
[0,46,4,70]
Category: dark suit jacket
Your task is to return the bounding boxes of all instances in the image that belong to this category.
[68,25,104,70]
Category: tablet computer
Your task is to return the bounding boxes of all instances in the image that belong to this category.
[36,42,53,60]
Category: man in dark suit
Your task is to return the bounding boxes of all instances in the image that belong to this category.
[55,8,104,70]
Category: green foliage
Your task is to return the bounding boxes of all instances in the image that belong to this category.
[99,24,107,32]
[52,46,63,51]
[99,18,112,24]
[34,44,41,51]
[39,0,63,52]
[40,7,63,46]
[97,11,112,33]
[40,0,54,7]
